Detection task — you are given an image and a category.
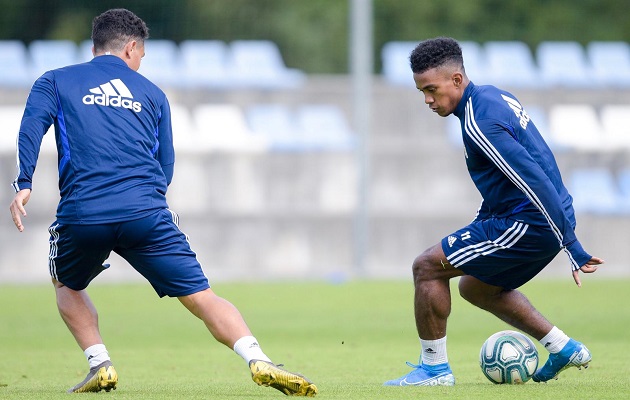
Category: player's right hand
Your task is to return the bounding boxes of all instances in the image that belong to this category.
[10,189,31,232]
[572,256,604,287]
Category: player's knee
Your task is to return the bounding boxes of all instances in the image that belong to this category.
[412,252,435,281]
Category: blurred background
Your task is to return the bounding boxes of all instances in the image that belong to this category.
[1,0,628,284]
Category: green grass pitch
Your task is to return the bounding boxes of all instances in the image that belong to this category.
[1,278,629,399]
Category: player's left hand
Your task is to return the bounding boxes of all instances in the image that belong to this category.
[572,256,604,287]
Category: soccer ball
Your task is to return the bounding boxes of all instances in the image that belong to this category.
[479,330,539,384]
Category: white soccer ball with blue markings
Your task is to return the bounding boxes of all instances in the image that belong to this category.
[479,330,539,384]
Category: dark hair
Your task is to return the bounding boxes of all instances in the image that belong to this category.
[409,37,463,74]
[91,8,149,54]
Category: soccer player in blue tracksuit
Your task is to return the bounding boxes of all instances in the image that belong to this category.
[9,9,317,396]
[384,37,603,386]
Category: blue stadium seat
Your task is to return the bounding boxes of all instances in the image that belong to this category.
[170,104,198,152]
[381,40,488,86]
[548,104,603,152]
[0,105,56,155]
[0,106,23,153]
[459,41,487,84]
[570,168,623,214]
[586,41,630,87]
[618,168,630,206]
[192,104,269,152]
[381,41,416,87]
[180,40,231,89]
[29,40,79,80]
[228,40,305,90]
[484,41,542,88]
[617,174,630,213]
[600,105,630,151]
[138,40,182,88]
[246,104,304,151]
[536,41,593,88]
[0,40,33,88]
[295,104,355,151]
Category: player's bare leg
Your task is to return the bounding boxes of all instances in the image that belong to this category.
[384,244,463,386]
[458,274,591,382]
[54,279,117,393]
[54,279,103,350]
[179,288,318,396]
[412,245,465,339]
[178,288,251,347]
[457,276,552,340]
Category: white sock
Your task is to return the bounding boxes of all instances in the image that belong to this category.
[84,344,110,369]
[420,336,448,366]
[233,336,271,364]
[539,326,570,354]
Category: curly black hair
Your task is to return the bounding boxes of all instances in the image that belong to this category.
[409,37,463,74]
[92,9,149,54]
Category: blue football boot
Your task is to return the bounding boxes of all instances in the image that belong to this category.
[532,339,591,382]
[384,362,455,386]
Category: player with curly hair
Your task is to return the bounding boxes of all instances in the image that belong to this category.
[384,37,603,387]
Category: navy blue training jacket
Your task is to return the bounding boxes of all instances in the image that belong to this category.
[452,82,591,270]
[13,55,174,224]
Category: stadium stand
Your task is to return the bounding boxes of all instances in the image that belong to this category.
[548,104,603,152]
[536,41,593,88]
[0,40,33,88]
[381,40,488,86]
[484,41,541,88]
[246,103,356,151]
[228,40,306,89]
[600,104,630,151]
[180,40,231,89]
[569,168,624,214]
[246,104,303,151]
[617,169,630,214]
[170,103,199,151]
[380,41,416,87]
[380,40,630,89]
[0,106,22,153]
[136,39,182,88]
[192,104,269,152]
[0,105,56,154]
[618,168,630,203]
[295,104,355,151]
[586,41,630,87]
[28,40,79,81]
[458,41,487,83]
[3,38,630,282]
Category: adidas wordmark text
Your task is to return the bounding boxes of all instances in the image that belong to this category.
[83,79,142,112]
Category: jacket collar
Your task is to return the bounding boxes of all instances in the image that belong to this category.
[453,81,476,119]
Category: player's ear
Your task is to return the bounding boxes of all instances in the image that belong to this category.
[452,72,463,89]
[123,40,137,58]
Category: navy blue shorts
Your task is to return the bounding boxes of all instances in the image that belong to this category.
[441,217,560,289]
[48,209,210,297]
